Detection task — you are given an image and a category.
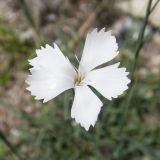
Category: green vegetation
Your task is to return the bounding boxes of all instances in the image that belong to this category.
[0,0,159,159]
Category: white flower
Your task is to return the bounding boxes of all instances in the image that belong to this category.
[26,28,130,131]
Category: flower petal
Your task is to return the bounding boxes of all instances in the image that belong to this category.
[84,63,130,100]
[79,28,118,75]
[71,86,103,131]
[28,43,76,77]
[26,44,76,103]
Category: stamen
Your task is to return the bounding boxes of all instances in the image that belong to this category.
[74,73,85,86]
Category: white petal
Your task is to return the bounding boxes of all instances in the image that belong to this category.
[26,44,76,102]
[28,43,76,77]
[84,63,131,100]
[79,28,118,75]
[71,86,103,131]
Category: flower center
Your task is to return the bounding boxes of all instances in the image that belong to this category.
[74,73,84,86]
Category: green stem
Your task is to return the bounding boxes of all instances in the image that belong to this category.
[120,0,152,128]
[64,92,70,120]
[116,0,153,158]
[0,130,25,160]
[121,0,160,126]
[120,0,153,127]
[131,0,153,82]
[150,0,160,13]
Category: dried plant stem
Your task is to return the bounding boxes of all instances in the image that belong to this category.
[68,0,114,49]
[18,0,43,46]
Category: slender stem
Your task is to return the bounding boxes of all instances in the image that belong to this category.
[18,0,38,34]
[150,0,160,14]
[64,92,70,120]
[116,0,153,157]
[18,0,44,46]
[121,0,153,123]
[0,130,25,160]
[120,0,160,127]
[118,0,153,127]
[131,0,153,82]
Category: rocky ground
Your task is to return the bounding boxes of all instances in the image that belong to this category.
[0,0,159,159]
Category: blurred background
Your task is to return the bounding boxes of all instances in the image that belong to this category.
[0,0,160,159]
